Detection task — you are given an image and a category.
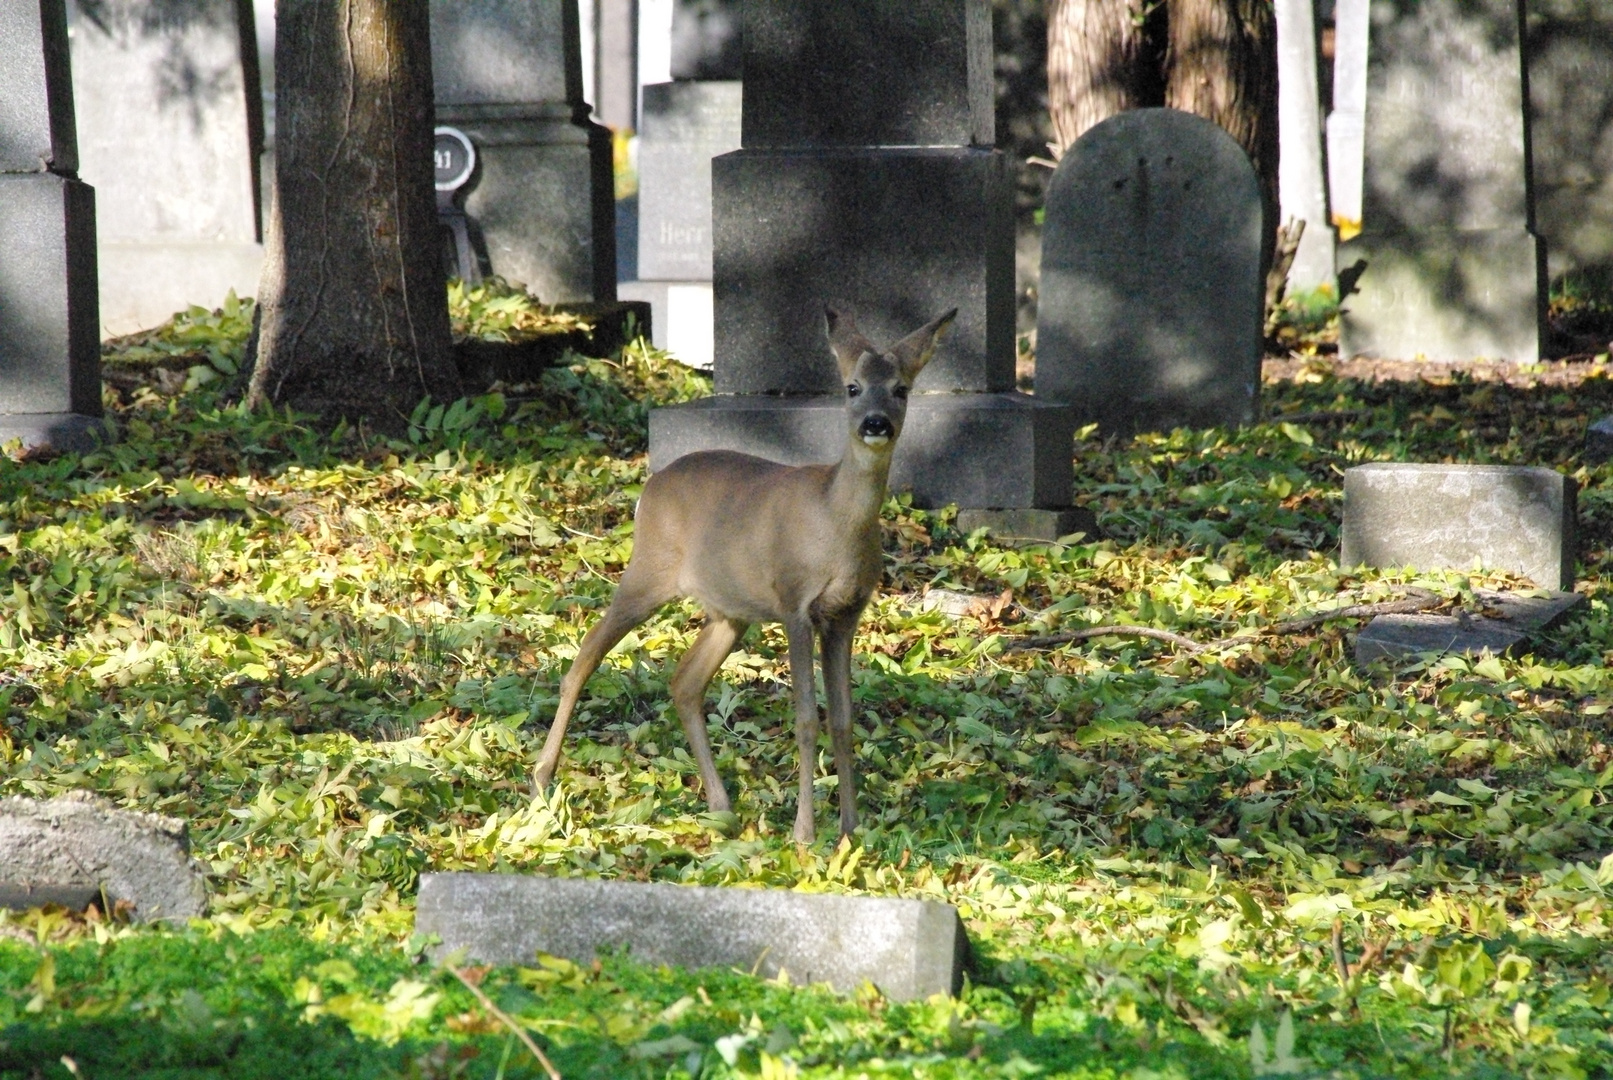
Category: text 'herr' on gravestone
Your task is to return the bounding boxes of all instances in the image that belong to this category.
[1036,108,1264,437]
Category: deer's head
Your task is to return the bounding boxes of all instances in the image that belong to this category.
[825,306,957,456]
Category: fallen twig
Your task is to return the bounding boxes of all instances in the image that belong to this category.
[1005,589,1443,655]
[449,965,562,1080]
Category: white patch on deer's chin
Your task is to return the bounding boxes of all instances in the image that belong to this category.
[861,434,890,447]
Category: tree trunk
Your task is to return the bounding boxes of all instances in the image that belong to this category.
[1164,0,1278,221]
[247,0,460,429]
[1045,0,1165,156]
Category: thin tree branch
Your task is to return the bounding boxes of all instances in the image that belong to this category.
[448,965,562,1080]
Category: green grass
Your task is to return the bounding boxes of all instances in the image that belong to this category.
[2,310,1613,1078]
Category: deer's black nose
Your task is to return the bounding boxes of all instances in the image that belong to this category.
[858,414,894,439]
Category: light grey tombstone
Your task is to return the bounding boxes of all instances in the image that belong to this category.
[0,794,207,922]
[1527,0,1613,285]
[416,873,969,1001]
[1036,108,1265,436]
[0,0,103,452]
[1276,0,1335,290]
[66,0,264,336]
[637,82,741,282]
[648,0,1074,516]
[1339,0,1544,363]
[1340,464,1577,590]
[430,0,615,302]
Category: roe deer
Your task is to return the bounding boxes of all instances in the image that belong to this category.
[533,305,957,842]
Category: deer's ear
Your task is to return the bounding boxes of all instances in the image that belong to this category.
[825,304,876,380]
[890,308,958,382]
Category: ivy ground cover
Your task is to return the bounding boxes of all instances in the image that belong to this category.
[1,314,1612,1078]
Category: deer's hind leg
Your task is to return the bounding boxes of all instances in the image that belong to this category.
[534,562,675,790]
[820,612,861,839]
[670,615,748,812]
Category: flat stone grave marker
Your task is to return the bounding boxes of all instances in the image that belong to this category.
[1355,589,1586,664]
[415,873,969,1001]
[0,794,206,922]
[1340,464,1577,590]
[1037,108,1265,436]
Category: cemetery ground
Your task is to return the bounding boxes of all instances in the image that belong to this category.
[2,296,1613,1079]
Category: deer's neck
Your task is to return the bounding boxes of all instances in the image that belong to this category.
[827,444,893,531]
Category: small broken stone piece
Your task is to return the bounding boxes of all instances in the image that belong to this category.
[0,792,207,922]
[1355,589,1585,665]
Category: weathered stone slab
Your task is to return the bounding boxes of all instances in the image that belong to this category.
[66,0,264,334]
[1340,464,1577,590]
[430,0,575,107]
[1354,590,1585,664]
[638,82,742,282]
[1036,108,1265,436]
[650,392,1073,510]
[712,147,1016,395]
[0,794,206,922]
[0,0,77,174]
[740,0,992,149]
[1340,0,1543,362]
[416,873,968,1001]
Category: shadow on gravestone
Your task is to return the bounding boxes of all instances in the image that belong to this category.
[1036,108,1264,437]
[1338,0,1543,363]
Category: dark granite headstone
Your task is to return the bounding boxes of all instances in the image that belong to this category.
[1339,0,1543,362]
[672,0,742,80]
[0,0,103,452]
[65,0,264,335]
[430,0,615,302]
[648,0,1074,513]
[1527,0,1613,284]
[1036,109,1265,436]
[1340,464,1577,590]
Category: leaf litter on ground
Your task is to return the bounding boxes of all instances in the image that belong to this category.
[0,300,1612,1078]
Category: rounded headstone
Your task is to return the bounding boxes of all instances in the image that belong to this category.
[1036,108,1264,436]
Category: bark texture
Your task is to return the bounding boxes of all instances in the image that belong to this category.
[1046,0,1163,154]
[247,0,459,428]
[1164,0,1278,214]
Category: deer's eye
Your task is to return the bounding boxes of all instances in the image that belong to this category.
[846,384,862,397]
[893,385,910,400]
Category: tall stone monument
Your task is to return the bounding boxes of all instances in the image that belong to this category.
[649,0,1074,516]
[1527,0,1613,286]
[0,0,103,451]
[1036,110,1265,437]
[1276,0,1334,290]
[430,0,615,302]
[1339,0,1544,363]
[66,0,264,336]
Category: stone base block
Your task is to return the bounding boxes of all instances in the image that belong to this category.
[96,241,264,336]
[1341,463,1576,590]
[956,506,1099,542]
[0,793,205,922]
[1339,227,1543,362]
[713,147,1015,395]
[0,412,111,454]
[617,280,714,369]
[438,107,616,303]
[1355,589,1585,665]
[415,873,969,1000]
[649,392,1073,509]
[0,173,100,417]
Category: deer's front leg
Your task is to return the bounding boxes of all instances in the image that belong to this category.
[820,614,860,838]
[785,617,820,843]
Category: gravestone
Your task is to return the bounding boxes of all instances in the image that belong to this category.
[1355,589,1585,664]
[430,0,615,302]
[65,0,264,336]
[1036,109,1265,436]
[1527,0,1613,285]
[1326,0,1368,238]
[416,873,969,1001]
[618,81,741,368]
[1340,464,1577,590]
[0,794,206,922]
[1276,0,1335,290]
[1339,0,1544,363]
[650,0,1074,514]
[671,0,742,80]
[0,0,103,452]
